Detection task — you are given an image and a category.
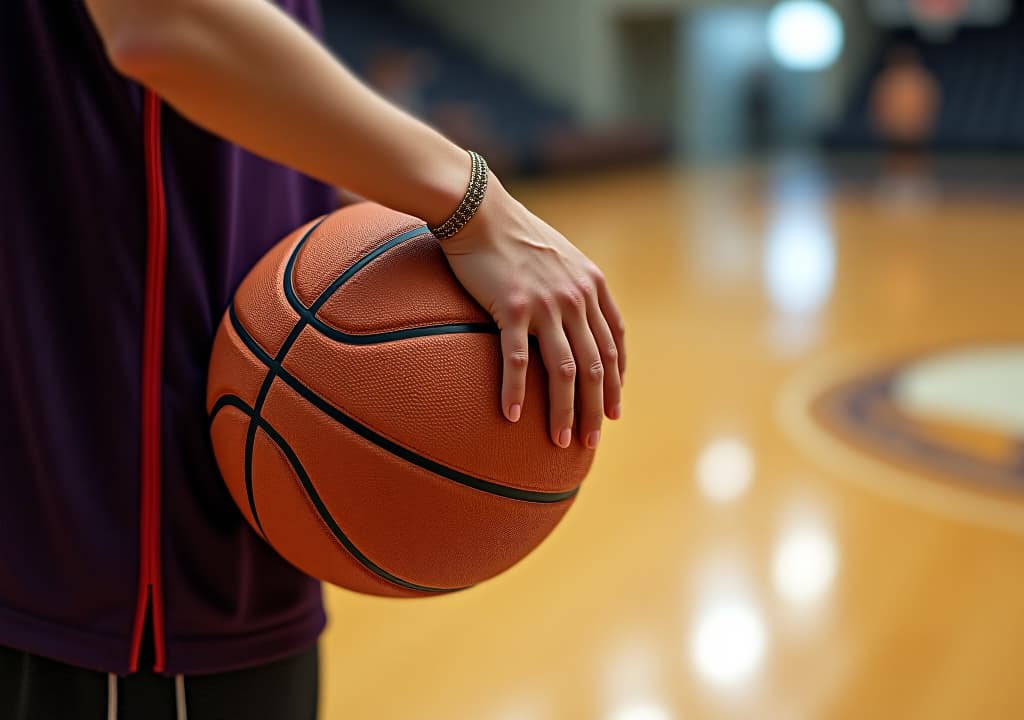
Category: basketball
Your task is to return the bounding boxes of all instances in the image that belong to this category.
[206,203,595,597]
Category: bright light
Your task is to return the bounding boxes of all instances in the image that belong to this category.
[690,599,767,687]
[763,206,836,316]
[767,1,844,71]
[696,437,755,504]
[609,701,674,720]
[772,523,838,606]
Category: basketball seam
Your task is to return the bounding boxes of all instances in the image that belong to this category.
[311,312,492,340]
[230,304,578,504]
[295,319,498,345]
[242,218,435,540]
[290,219,423,310]
[211,395,461,594]
[257,424,349,561]
[284,226,499,345]
[278,354,582,498]
[256,425,437,592]
[297,232,494,339]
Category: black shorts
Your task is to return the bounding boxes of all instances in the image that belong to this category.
[0,641,318,720]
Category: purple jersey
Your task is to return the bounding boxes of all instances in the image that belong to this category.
[0,1,336,674]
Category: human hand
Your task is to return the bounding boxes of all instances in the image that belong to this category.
[439,174,626,449]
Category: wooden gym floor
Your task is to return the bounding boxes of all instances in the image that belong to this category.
[319,161,1024,720]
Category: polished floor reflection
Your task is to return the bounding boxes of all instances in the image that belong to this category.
[320,162,1024,719]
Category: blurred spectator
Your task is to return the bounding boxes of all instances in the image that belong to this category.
[870,45,942,203]
[870,45,941,145]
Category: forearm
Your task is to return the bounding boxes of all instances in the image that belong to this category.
[85,0,468,225]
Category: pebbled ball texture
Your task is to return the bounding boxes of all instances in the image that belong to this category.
[207,203,595,597]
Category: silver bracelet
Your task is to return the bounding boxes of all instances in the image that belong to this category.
[429,150,489,240]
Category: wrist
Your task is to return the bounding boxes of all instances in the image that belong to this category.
[437,170,517,255]
[418,144,474,228]
[429,150,489,241]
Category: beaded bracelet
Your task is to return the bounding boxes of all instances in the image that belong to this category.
[428,150,489,240]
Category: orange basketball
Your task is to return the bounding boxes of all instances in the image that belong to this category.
[206,203,594,597]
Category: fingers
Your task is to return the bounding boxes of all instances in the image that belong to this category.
[499,320,530,423]
[596,275,626,385]
[536,319,577,448]
[585,292,622,421]
[491,241,625,452]
[563,308,606,449]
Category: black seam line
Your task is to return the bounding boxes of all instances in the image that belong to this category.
[210,395,461,594]
[240,218,331,537]
[243,313,310,536]
[283,224,499,344]
[228,304,578,504]
[238,221,326,536]
[298,321,499,346]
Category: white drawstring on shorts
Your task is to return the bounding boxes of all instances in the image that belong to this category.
[105,671,188,720]
[175,674,188,720]
[107,673,118,720]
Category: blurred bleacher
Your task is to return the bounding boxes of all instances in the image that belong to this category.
[321,0,668,175]
[827,4,1024,153]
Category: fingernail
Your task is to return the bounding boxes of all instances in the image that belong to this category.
[557,428,572,448]
[508,404,521,422]
[586,430,601,449]
[610,404,621,420]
